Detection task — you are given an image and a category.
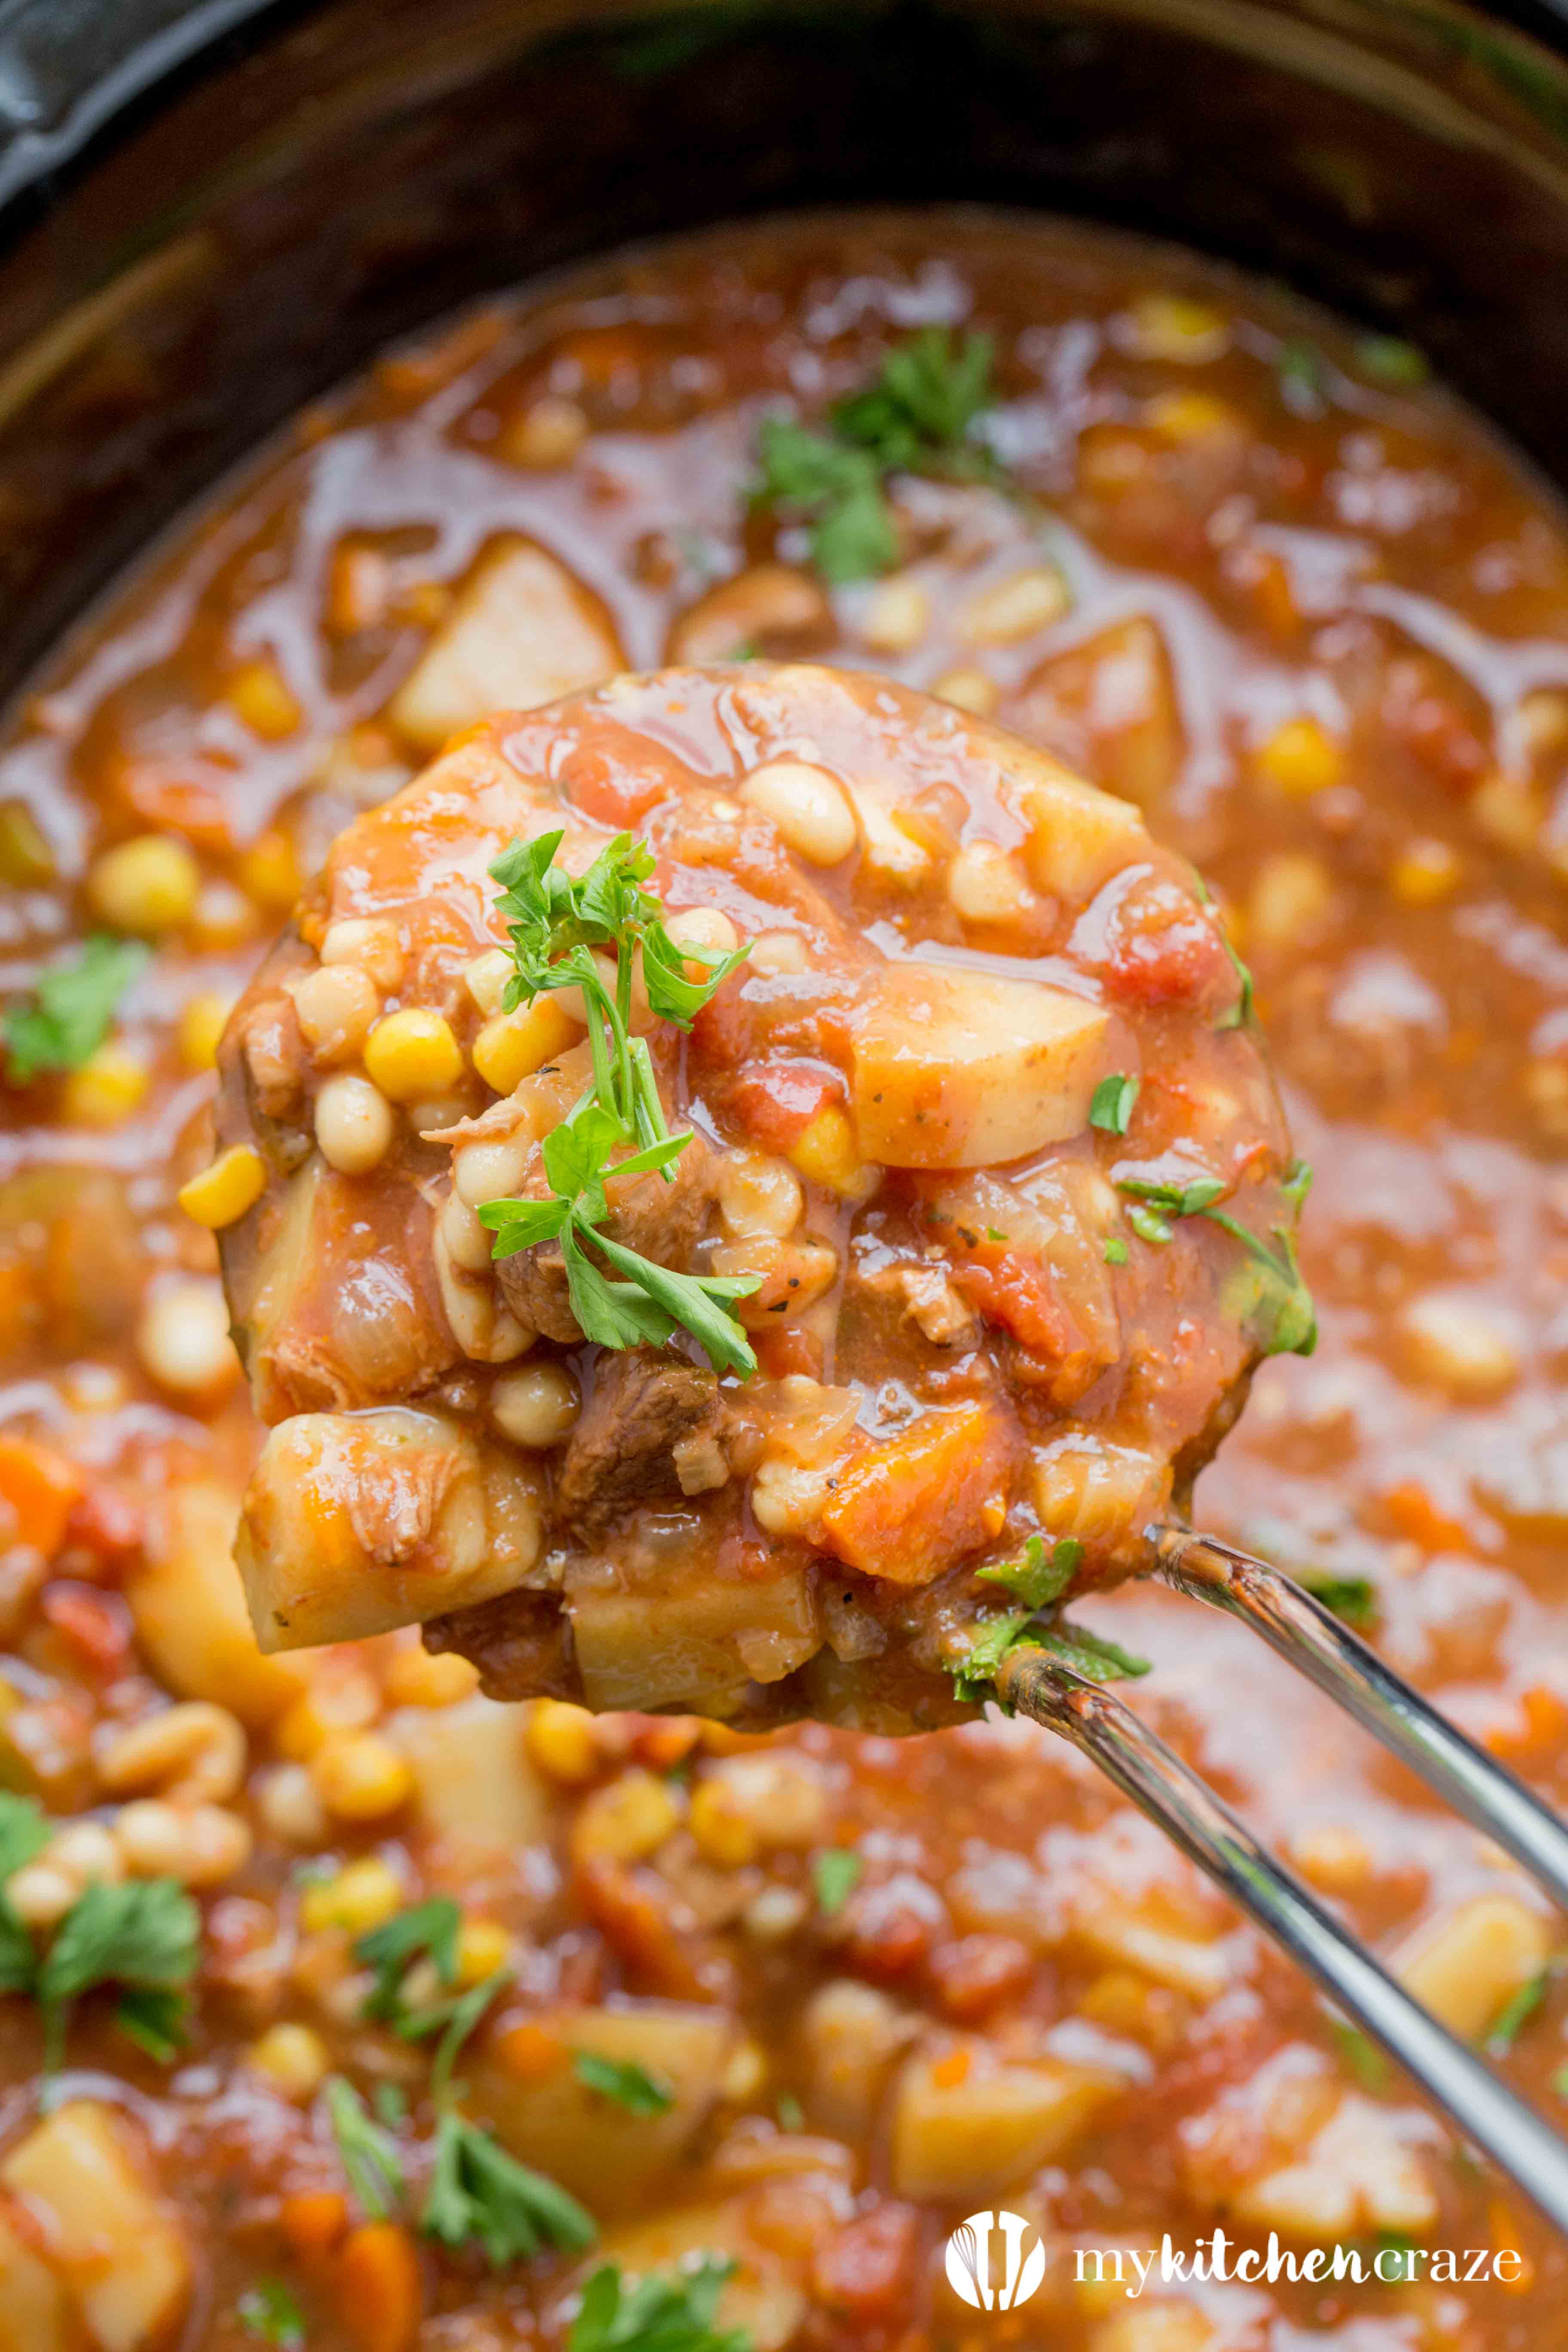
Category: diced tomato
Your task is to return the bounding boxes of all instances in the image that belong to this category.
[812,2202,922,2319]
[927,1932,1035,2021]
[841,1875,945,1983]
[40,1582,133,1675]
[818,1400,1018,1586]
[724,1058,841,1152]
[952,1252,1079,1360]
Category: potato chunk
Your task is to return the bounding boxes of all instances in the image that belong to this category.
[392,1694,555,1860]
[127,1478,312,1726]
[236,1408,545,1648]
[1001,740,1149,901]
[472,2002,735,2207]
[851,965,1109,1167]
[890,2042,1119,2199]
[390,536,623,749]
[1,2102,190,2352]
[567,1563,820,1716]
[591,2201,805,2351]
[0,2211,68,2352]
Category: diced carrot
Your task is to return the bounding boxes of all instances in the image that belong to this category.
[0,1435,85,1558]
[493,2020,568,2083]
[930,2048,971,2090]
[1485,1684,1568,1765]
[818,1400,1018,1586]
[281,2188,350,2259]
[1381,1479,1474,1554]
[1488,2200,1535,2295]
[336,2221,423,2352]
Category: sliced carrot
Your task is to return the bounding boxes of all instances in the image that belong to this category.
[0,1435,85,1558]
[1487,2199,1535,2295]
[493,2019,569,2083]
[818,1400,1018,1586]
[280,2188,349,2260]
[1380,1479,1473,1555]
[336,2221,423,2352]
[930,2047,972,2090]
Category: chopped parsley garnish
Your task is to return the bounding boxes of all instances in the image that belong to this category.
[952,1611,1151,1705]
[1216,928,1255,1030]
[1295,1569,1378,1631]
[479,830,757,1374]
[356,1897,460,2024]
[753,328,1000,583]
[1487,1969,1550,2055]
[1116,1163,1316,1357]
[424,2111,597,2268]
[812,1848,862,1917]
[36,1877,200,2070]
[573,2049,675,2115]
[3,934,150,1084]
[1103,1236,1130,1267]
[1328,2019,1388,2092]
[977,1532,1083,1610]
[0,1791,49,1992]
[776,2093,804,2131]
[1354,335,1428,388]
[324,2076,404,2220]
[238,2281,308,2348]
[115,1986,189,2063]
[1089,1072,1139,1136]
[570,2256,749,2352]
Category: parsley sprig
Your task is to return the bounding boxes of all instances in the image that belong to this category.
[753,328,1000,583]
[1115,1161,1317,1357]
[950,1541,1152,1705]
[572,2050,675,2115]
[570,2256,750,2352]
[478,831,758,1374]
[3,934,150,1085]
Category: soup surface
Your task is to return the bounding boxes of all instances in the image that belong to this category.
[1,211,1567,2351]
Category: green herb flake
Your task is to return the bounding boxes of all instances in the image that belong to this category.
[573,2049,675,2116]
[238,2280,308,2348]
[37,1878,200,2069]
[775,2093,804,2131]
[1028,1623,1152,1684]
[1089,1072,1139,1136]
[1126,1202,1173,1247]
[1329,2019,1388,2092]
[1355,335,1429,388]
[812,1848,862,1917]
[4,934,151,1085]
[422,2111,597,2268]
[1296,1570,1378,1631]
[355,1897,461,2025]
[977,1532,1083,1611]
[0,1791,49,1993]
[570,2256,748,2352]
[1487,1970,1549,2055]
[1277,340,1328,420]
[1103,1236,1130,1266]
[115,1987,189,2063]
[323,2076,404,2221]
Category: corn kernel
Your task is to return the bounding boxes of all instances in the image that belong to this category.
[189,879,260,949]
[1126,290,1230,362]
[689,1776,760,1870]
[1246,852,1334,954]
[227,662,302,741]
[380,1647,479,1709]
[247,2021,331,2100]
[720,2038,768,2101]
[932,667,998,717]
[87,833,200,935]
[275,1668,381,1761]
[455,1917,513,1985]
[500,396,590,469]
[1471,769,1543,855]
[463,948,513,1017]
[237,828,303,909]
[364,1008,464,1103]
[1143,388,1237,442]
[525,1700,600,1785]
[300,1856,404,1936]
[473,998,576,1093]
[1253,715,1344,800]
[177,988,235,1072]
[959,564,1071,647]
[860,574,930,652]
[570,1768,681,1864]
[178,1142,267,1229]
[1388,836,1463,906]
[60,1043,150,1129]
[310,1732,413,1822]
[787,1105,878,1202]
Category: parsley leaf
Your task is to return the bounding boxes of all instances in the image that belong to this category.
[1355,335,1428,387]
[238,2281,308,2348]
[976,1532,1083,1610]
[1329,2019,1388,2091]
[951,1610,1151,1702]
[812,1849,862,1917]
[1089,1073,1139,1136]
[1487,1969,1549,2055]
[570,2256,748,2352]
[1295,1569,1378,1630]
[573,2050,675,2115]
[422,2111,597,2267]
[1029,1623,1152,1683]
[355,1898,460,2025]
[1103,1236,1130,1266]
[0,1792,49,1994]
[753,328,1000,584]
[115,1986,189,2062]
[324,2076,404,2221]
[1117,1166,1316,1358]
[4,934,150,1084]
[37,1878,199,2067]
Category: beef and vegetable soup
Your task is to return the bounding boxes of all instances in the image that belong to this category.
[1,210,1567,2350]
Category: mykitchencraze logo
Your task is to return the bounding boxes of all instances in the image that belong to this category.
[945,2211,1047,2309]
[1074,2231,1530,2296]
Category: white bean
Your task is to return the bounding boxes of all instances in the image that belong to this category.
[490,1361,581,1447]
[315,1072,395,1174]
[740,760,857,866]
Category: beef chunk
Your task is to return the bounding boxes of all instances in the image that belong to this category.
[554,1349,720,1540]
[496,1130,717,1344]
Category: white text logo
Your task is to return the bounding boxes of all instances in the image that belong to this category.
[944,2211,1047,2310]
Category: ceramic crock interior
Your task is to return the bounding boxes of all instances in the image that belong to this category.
[1,0,1567,710]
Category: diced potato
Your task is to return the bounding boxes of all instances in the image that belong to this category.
[799,1980,920,2137]
[567,1565,819,1717]
[472,2003,735,2207]
[818,1400,1017,1585]
[1,2101,190,2352]
[1233,2094,1437,2239]
[591,2199,805,2352]
[236,1408,545,1648]
[850,965,1108,1168]
[666,563,829,663]
[844,785,933,886]
[1072,1890,1232,2000]
[998,740,1148,902]
[391,1694,554,1860]
[0,2210,68,2352]
[127,1479,312,1726]
[390,536,623,750]
[1390,1892,1552,2040]
[890,2043,1119,2199]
